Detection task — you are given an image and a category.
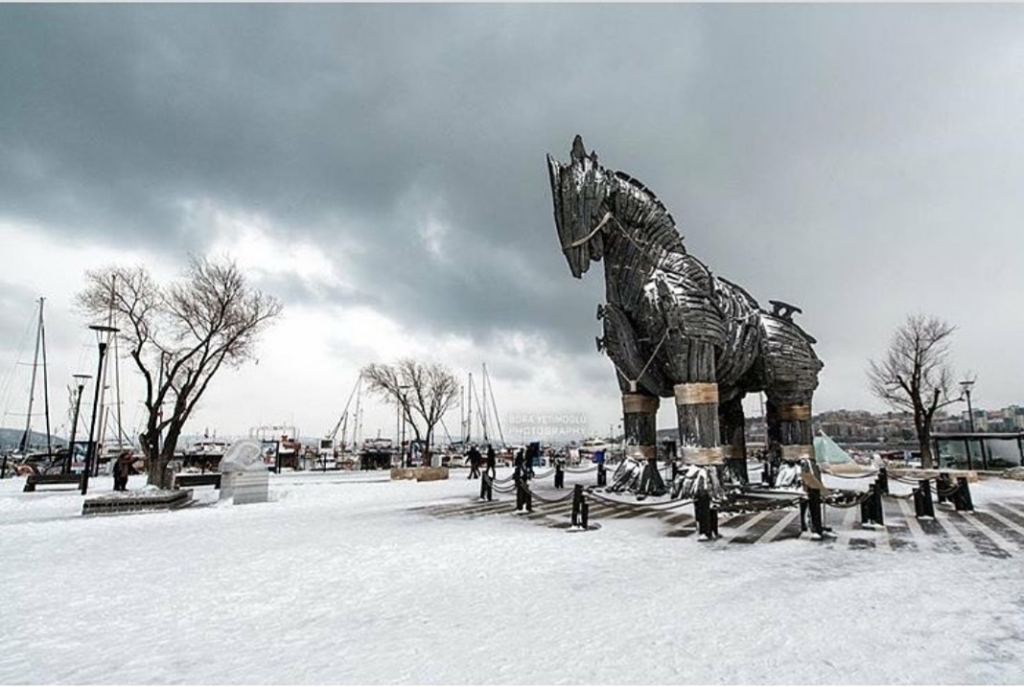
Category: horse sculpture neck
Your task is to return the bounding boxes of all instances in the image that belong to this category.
[598,170,691,309]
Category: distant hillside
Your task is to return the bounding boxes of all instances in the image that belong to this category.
[0,428,66,452]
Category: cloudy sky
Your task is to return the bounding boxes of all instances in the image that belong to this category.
[2,4,1023,445]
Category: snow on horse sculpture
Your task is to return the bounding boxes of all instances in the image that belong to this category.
[547,135,823,500]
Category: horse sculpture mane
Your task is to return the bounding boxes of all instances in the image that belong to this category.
[547,135,824,517]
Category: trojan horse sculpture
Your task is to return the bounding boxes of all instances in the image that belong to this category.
[547,136,823,499]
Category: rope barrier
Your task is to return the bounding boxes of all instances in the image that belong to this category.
[823,490,874,509]
[523,485,576,504]
[889,474,925,486]
[717,496,802,514]
[820,467,880,480]
[588,490,693,510]
[565,464,598,474]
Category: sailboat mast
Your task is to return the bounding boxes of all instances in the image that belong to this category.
[481,364,489,443]
[353,376,362,448]
[19,297,44,454]
[112,329,123,450]
[466,372,473,443]
[40,299,52,456]
[484,363,505,447]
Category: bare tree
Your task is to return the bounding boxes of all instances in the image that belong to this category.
[361,359,460,467]
[77,256,282,487]
[867,314,961,469]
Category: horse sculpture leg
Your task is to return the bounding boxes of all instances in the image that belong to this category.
[719,396,749,484]
[622,393,665,496]
[765,396,814,488]
[671,341,725,511]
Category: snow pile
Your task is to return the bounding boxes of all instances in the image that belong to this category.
[0,470,1023,684]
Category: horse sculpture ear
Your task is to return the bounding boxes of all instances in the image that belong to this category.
[571,135,587,161]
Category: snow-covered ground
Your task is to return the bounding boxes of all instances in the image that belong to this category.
[2,468,1024,684]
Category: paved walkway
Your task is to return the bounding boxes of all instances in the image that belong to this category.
[416,486,1024,558]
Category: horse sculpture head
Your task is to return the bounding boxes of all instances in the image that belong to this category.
[547,135,611,278]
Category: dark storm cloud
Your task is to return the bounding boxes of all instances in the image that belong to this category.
[4,4,1024,404]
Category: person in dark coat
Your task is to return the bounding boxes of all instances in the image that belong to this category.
[513,448,525,481]
[467,445,482,479]
[554,453,566,489]
[113,452,132,491]
[485,444,497,478]
[525,442,539,479]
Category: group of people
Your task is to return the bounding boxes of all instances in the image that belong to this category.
[465,444,497,479]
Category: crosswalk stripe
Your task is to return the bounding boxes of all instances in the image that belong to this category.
[755,510,800,544]
[979,507,1024,541]
[421,492,1022,559]
[833,502,862,548]
[932,509,986,556]
[662,509,696,526]
[896,497,937,551]
[956,512,1019,555]
[718,509,775,544]
[993,502,1024,526]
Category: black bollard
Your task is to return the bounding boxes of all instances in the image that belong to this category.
[807,488,824,536]
[480,472,493,502]
[937,472,952,504]
[872,483,885,526]
[571,484,583,527]
[861,484,884,526]
[877,467,889,495]
[914,479,935,518]
[955,477,974,512]
[581,501,590,529]
[694,491,718,540]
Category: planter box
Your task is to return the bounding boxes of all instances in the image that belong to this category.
[221,470,269,504]
[83,489,192,516]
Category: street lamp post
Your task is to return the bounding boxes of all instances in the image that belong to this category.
[65,374,92,475]
[960,379,976,434]
[960,379,979,468]
[81,325,118,496]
